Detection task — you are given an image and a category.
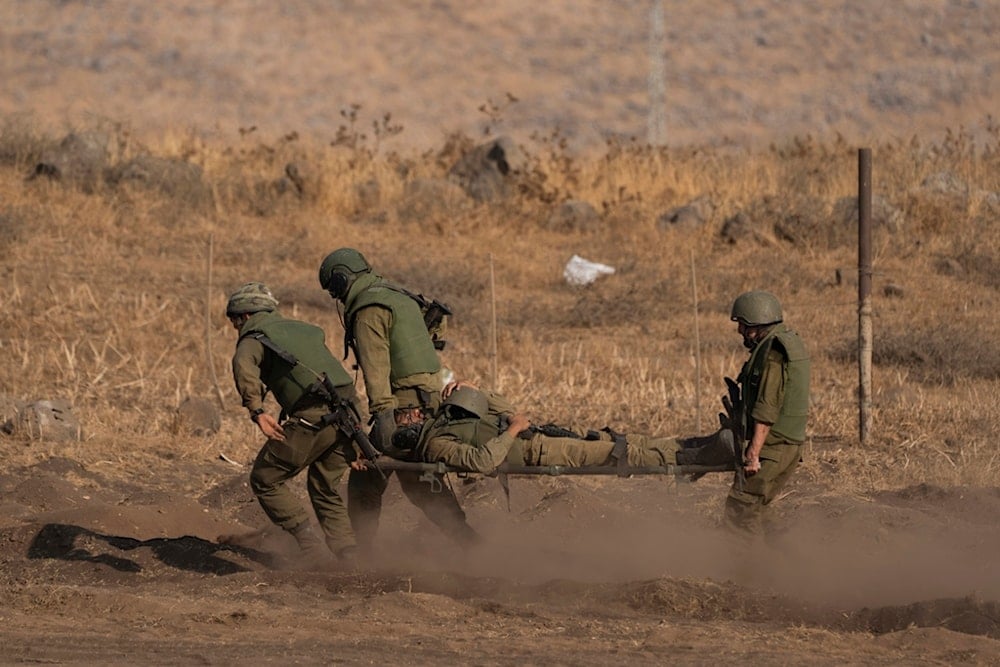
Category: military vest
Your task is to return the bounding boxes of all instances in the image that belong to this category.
[343,274,441,382]
[738,323,810,444]
[239,311,352,413]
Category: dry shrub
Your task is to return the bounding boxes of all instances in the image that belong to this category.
[0,115,51,169]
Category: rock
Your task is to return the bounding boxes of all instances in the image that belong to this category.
[30,131,110,191]
[720,211,755,243]
[656,195,715,231]
[15,399,82,441]
[447,135,525,202]
[174,397,222,437]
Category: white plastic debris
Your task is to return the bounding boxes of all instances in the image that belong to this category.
[563,254,615,286]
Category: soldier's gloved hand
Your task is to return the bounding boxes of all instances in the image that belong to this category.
[373,409,397,453]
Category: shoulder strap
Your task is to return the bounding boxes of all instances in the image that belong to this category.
[247,331,299,366]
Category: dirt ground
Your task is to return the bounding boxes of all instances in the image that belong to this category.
[1,441,998,665]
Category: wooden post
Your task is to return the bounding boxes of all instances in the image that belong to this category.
[858,148,873,445]
[489,253,499,391]
[690,250,701,433]
[205,233,227,410]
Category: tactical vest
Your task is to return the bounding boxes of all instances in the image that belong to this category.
[343,274,441,382]
[738,323,810,444]
[239,311,352,413]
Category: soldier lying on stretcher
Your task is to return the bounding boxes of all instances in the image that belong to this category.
[385,381,735,473]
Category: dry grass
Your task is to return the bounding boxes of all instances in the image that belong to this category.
[1,115,998,495]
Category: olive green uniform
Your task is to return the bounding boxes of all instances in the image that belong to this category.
[725,323,811,534]
[416,389,681,472]
[343,273,478,550]
[232,310,359,555]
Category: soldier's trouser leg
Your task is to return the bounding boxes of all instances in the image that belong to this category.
[250,419,353,552]
[396,470,481,547]
[521,435,615,466]
[347,467,391,553]
[522,434,678,468]
[305,432,355,555]
[625,435,681,467]
[725,443,801,534]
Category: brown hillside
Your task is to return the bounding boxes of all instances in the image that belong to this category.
[2,0,998,149]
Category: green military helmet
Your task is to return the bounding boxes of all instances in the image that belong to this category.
[318,247,371,300]
[442,386,488,419]
[226,282,278,317]
[730,290,783,326]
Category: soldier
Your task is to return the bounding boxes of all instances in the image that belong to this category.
[390,382,736,474]
[318,248,479,553]
[227,282,359,565]
[724,290,811,534]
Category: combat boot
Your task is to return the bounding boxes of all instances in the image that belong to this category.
[334,544,360,570]
[675,429,735,466]
[289,521,325,555]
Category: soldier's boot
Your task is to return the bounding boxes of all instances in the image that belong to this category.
[677,432,718,450]
[332,543,360,570]
[289,522,325,556]
[675,429,735,466]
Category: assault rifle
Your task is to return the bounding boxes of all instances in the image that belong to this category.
[317,373,385,479]
[720,376,746,490]
[497,414,583,440]
[248,331,384,477]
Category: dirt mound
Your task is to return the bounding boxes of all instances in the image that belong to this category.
[1,449,998,663]
[849,596,1000,640]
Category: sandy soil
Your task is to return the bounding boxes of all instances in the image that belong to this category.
[1,444,998,665]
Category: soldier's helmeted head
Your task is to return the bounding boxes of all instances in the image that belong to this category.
[318,248,372,301]
[731,290,782,349]
[226,282,278,318]
[730,290,783,327]
[442,387,489,420]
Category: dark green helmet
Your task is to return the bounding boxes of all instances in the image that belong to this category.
[318,248,371,300]
[226,282,278,317]
[442,387,488,419]
[730,290,783,326]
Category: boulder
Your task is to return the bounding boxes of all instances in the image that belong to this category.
[656,195,716,231]
[173,396,222,437]
[30,131,110,191]
[15,399,82,441]
[447,136,525,202]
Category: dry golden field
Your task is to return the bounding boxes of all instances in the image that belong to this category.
[0,116,998,664]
